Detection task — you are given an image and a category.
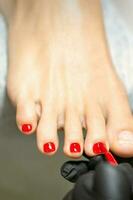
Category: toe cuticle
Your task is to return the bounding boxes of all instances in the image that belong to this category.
[70,143,81,153]
[21,124,32,133]
[43,142,56,153]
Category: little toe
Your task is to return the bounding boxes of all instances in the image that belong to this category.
[64,109,83,158]
[16,99,39,135]
[85,103,109,156]
[37,107,58,156]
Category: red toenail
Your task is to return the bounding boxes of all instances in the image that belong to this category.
[43,142,56,153]
[93,142,107,154]
[93,142,118,166]
[22,124,32,133]
[70,143,81,153]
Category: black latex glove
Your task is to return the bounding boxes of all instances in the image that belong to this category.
[61,156,133,200]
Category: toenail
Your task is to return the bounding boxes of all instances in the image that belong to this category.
[43,142,56,153]
[22,124,32,133]
[93,142,107,154]
[70,143,81,153]
[118,131,133,143]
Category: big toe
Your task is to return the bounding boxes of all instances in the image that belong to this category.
[107,99,133,157]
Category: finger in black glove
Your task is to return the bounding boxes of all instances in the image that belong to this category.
[62,158,133,200]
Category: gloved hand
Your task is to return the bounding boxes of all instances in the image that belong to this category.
[61,156,133,200]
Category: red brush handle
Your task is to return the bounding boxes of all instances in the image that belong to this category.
[104,151,118,166]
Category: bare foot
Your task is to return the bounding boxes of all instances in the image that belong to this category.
[1,0,133,158]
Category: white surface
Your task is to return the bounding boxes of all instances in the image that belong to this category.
[102,0,133,109]
[0,15,7,111]
[111,0,133,32]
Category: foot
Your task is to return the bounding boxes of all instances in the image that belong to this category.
[5,0,133,158]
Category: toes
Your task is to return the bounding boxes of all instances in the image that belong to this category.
[64,109,83,158]
[37,107,58,156]
[85,103,109,156]
[107,102,133,157]
[16,99,39,135]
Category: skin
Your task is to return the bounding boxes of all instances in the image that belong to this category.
[0,0,133,158]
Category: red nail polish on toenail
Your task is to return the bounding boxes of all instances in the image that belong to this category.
[43,142,56,153]
[93,142,118,166]
[93,142,107,154]
[70,143,81,153]
[22,124,32,133]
